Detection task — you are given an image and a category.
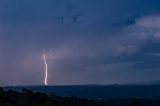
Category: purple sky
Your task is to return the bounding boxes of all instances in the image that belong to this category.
[1,0,160,86]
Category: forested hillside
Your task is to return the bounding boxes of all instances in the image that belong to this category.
[1,87,160,106]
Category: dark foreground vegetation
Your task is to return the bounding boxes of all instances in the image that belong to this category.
[0,87,160,106]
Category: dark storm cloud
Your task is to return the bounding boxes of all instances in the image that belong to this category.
[1,0,160,85]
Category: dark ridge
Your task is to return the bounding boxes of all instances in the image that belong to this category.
[3,84,160,100]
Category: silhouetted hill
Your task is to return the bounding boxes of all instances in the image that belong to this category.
[0,87,103,106]
[2,86,160,106]
[4,84,160,100]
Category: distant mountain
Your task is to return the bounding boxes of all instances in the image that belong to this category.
[132,80,160,85]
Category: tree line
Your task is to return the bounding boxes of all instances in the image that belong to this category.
[0,87,160,106]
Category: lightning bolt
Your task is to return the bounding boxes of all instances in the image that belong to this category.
[43,54,48,86]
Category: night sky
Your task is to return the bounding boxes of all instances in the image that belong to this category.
[1,0,160,86]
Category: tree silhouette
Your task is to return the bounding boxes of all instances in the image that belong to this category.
[0,87,159,106]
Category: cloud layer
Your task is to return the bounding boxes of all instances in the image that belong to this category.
[0,0,160,85]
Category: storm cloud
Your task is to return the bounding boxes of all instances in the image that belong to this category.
[0,0,160,86]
